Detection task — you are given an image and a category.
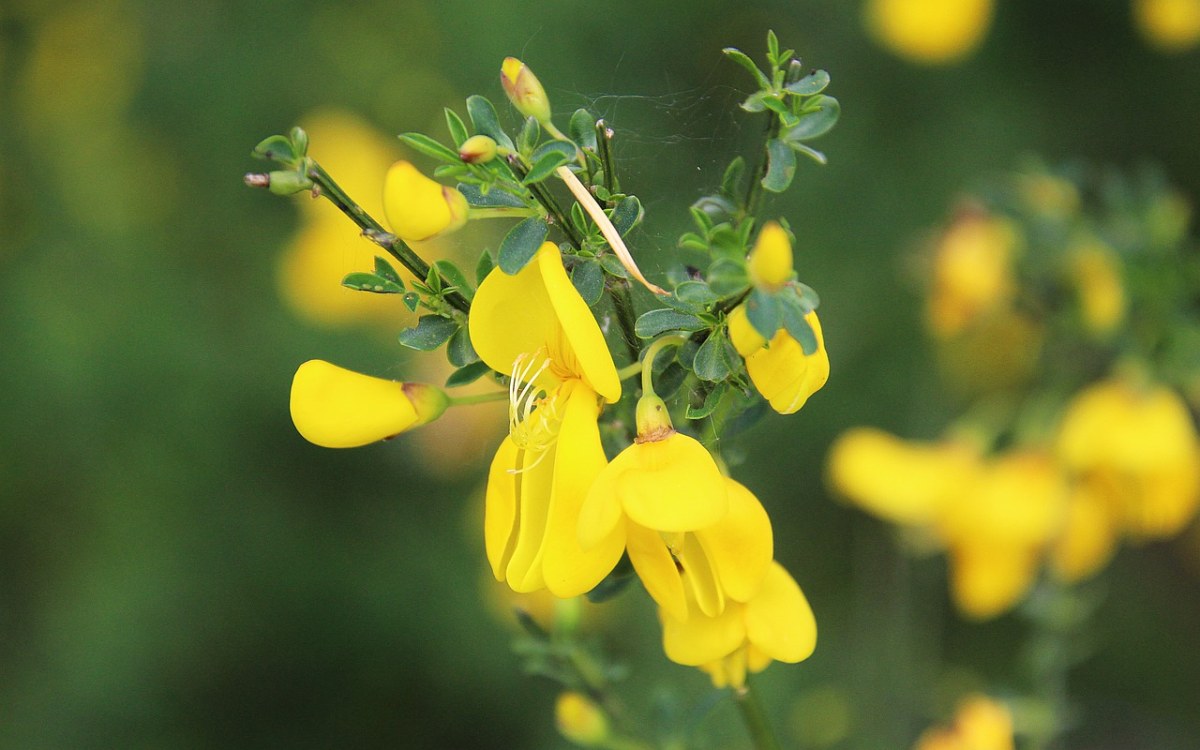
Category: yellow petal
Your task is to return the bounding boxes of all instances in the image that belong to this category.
[383,160,468,242]
[1050,481,1117,583]
[541,383,627,597]
[696,478,773,602]
[536,246,621,402]
[660,599,746,666]
[1135,0,1200,51]
[938,452,1066,548]
[866,0,994,65]
[678,533,725,618]
[504,444,555,593]
[577,446,636,551]
[617,433,729,532]
[948,543,1039,619]
[627,522,689,621]
[748,221,793,291]
[743,562,816,663]
[289,360,418,448]
[484,438,521,580]
[727,305,766,357]
[742,311,830,414]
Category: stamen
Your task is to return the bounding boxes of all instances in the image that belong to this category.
[506,350,562,473]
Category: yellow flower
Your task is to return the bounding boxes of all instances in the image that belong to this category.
[914,694,1014,750]
[1048,478,1119,583]
[827,427,978,527]
[728,305,830,415]
[555,692,610,747]
[1056,377,1200,539]
[470,243,623,597]
[1069,240,1126,336]
[382,160,469,242]
[1134,0,1200,51]
[938,452,1066,619]
[866,0,993,64]
[747,221,793,292]
[500,56,552,124]
[289,359,448,448]
[927,212,1020,338]
[660,561,816,690]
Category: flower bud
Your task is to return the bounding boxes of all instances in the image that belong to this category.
[500,57,552,124]
[748,221,794,291]
[554,692,609,747]
[267,170,315,196]
[458,134,498,164]
[289,359,448,448]
[382,160,469,242]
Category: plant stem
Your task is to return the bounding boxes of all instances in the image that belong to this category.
[743,112,783,221]
[306,161,471,315]
[640,334,687,397]
[734,681,783,750]
[596,119,620,197]
[609,280,642,361]
[506,155,585,249]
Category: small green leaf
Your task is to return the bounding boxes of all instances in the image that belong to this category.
[373,257,402,284]
[398,133,460,164]
[447,326,480,367]
[598,253,629,279]
[674,281,719,306]
[289,126,309,157]
[779,293,819,355]
[444,108,469,148]
[687,381,729,420]
[745,288,780,340]
[568,109,599,152]
[398,315,459,351]
[570,203,590,237]
[446,361,492,387]
[762,138,796,193]
[498,217,549,274]
[433,164,469,180]
[252,134,298,165]
[466,95,515,150]
[402,292,419,312]
[794,282,820,312]
[722,47,771,90]
[721,157,746,201]
[341,272,404,294]
[517,116,540,155]
[635,309,706,339]
[609,196,644,236]
[433,259,474,301]
[785,95,840,141]
[787,142,827,165]
[522,149,571,184]
[475,247,495,285]
[785,69,830,96]
[766,30,780,65]
[654,362,688,400]
[457,183,527,208]
[694,333,734,382]
[707,258,750,297]
[569,258,604,305]
[531,140,578,165]
[740,91,768,113]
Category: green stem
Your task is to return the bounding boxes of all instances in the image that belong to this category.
[743,111,783,221]
[617,361,643,381]
[596,119,620,198]
[447,390,508,407]
[507,155,585,249]
[734,681,783,750]
[640,335,687,397]
[306,161,471,315]
[609,280,642,361]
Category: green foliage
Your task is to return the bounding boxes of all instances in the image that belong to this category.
[498,216,549,274]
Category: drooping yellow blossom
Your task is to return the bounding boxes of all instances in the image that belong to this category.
[914,694,1014,750]
[1056,377,1200,540]
[1069,241,1126,336]
[1048,479,1119,583]
[827,427,979,526]
[382,160,469,243]
[500,56,552,124]
[554,692,610,747]
[747,222,794,292]
[729,305,830,415]
[1134,0,1200,51]
[470,242,623,597]
[866,0,993,65]
[660,561,816,689]
[938,452,1067,619]
[927,212,1020,338]
[289,359,448,448]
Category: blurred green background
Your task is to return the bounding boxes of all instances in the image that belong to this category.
[2,0,1199,748]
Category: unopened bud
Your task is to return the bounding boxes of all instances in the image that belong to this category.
[267,170,315,196]
[748,221,794,291]
[555,692,610,747]
[383,160,470,242]
[459,134,498,164]
[500,57,552,124]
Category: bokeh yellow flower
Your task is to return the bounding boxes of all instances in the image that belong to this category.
[866,0,994,65]
[914,694,1014,750]
[555,692,610,747]
[1134,0,1200,51]
[927,212,1020,338]
[747,222,794,292]
[1069,240,1126,336]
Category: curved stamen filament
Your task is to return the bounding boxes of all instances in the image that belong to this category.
[507,351,562,473]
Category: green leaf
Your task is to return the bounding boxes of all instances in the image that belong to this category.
[568,109,599,151]
[402,292,419,312]
[745,288,780,340]
[517,116,540,155]
[569,258,604,305]
[466,95,515,150]
[522,149,571,185]
[498,217,549,274]
[288,126,309,157]
[785,69,830,96]
[609,195,644,236]
[252,134,298,165]
[398,132,461,164]
[707,258,750,297]
[722,47,771,90]
[635,309,706,339]
[693,333,734,382]
[766,30,780,65]
[779,293,819,355]
[655,362,688,400]
[398,315,459,351]
[784,95,840,141]
[598,253,629,279]
[687,381,729,420]
[341,272,404,294]
[531,140,578,165]
[373,257,402,284]
[444,108,469,148]
[570,203,590,237]
[447,326,480,367]
[794,282,820,312]
[787,142,827,165]
[457,183,527,209]
[433,259,474,301]
[762,138,797,193]
[674,280,719,306]
[721,157,746,201]
[740,91,768,113]
[446,361,492,388]
[475,247,495,285]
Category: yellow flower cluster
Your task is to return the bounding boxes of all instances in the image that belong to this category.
[829,374,1200,619]
[913,694,1014,750]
